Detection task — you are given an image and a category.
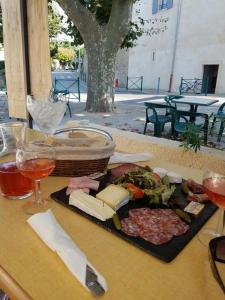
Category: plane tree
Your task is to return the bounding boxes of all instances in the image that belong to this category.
[56,0,139,112]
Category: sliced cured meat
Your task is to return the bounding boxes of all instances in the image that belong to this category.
[121,208,190,245]
[141,231,173,245]
[121,218,140,237]
[66,187,90,195]
[110,163,139,178]
[129,208,152,219]
[68,176,100,191]
[165,222,189,236]
[187,192,209,203]
[187,179,204,194]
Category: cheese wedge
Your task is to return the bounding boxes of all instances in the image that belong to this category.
[69,190,115,221]
[96,184,129,211]
[153,167,183,184]
[167,171,182,184]
[153,167,168,178]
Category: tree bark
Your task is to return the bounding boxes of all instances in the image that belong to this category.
[57,0,133,112]
[86,46,116,112]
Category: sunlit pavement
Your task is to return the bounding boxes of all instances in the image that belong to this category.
[0,80,224,150]
[61,91,225,150]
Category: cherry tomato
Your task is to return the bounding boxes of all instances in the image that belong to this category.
[126,183,144,200]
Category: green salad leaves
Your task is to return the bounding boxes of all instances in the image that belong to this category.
[113,166,175,206]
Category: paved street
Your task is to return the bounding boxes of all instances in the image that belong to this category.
[0,72,224,151]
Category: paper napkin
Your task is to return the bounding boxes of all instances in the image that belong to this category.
[109,152,152,164]
[27,209,108,293]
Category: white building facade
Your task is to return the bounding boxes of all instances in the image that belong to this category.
[127,0,225,94]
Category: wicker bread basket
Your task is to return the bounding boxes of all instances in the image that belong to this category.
[51,127,115,177]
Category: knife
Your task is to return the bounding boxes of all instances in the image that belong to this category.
[85,265,105,297]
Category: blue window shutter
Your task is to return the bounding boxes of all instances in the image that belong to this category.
[152,0,158,14]
[166,0,173,9]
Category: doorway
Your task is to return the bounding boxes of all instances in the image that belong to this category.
[202,64,219,94]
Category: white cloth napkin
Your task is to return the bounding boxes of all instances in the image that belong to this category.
[27,209,107,292]
[109,152,152,164]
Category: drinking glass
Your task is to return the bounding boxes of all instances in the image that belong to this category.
[0,122,27,156]
[16,142,55,214]
[0,122,34,199]
[198,170,225,246]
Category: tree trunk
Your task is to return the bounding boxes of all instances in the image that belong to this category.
[56,0,133,112]
[86,47,116,112]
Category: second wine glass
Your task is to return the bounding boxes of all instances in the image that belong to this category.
[16,142,55,214]
[198,170,225,246]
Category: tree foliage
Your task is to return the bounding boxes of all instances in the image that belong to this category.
[61,0,145,48]
[48,0,63,39]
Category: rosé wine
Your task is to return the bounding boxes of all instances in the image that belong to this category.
[203,177,225,209]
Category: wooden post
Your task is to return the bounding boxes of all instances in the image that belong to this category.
[26,0,52,98]
[1,0,28,119]
[1,0,52,119]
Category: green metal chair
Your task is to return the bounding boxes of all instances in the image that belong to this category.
[164,95,183,116]
[172,109,209,145]
[210,102,225,142]
[143,102,172,137]
[164,95,183,106]
[52,88,72,117]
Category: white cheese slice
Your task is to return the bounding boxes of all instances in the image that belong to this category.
[167,171,183,184]
[96,184,129,211]
[153,168,168,178]
[69,190,115,221]
[153,167,183,183]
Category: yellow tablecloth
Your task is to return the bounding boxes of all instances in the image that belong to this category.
[0,128,224,300]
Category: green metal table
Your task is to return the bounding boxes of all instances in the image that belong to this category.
[171,97,219,122]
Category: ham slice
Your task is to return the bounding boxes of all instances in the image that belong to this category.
[66,176,100,195]
[66,187,90,195]
[68,176,100,191]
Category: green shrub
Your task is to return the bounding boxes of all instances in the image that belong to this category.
[55,47,75,64]
[49,42,58,58]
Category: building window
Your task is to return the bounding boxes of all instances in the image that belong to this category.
[152,0,173,14]
[159,0,168,10]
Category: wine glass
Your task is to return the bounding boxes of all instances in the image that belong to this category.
[198,170,225,246]
[16,142,55,214]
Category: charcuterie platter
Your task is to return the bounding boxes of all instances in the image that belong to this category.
[50,164,217,262]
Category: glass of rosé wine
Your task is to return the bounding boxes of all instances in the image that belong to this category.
[16,142,55,214]
[198,170,225,246]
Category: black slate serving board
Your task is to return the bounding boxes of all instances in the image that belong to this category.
[50,173,217,262]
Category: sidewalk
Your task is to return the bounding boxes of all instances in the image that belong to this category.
[0,90,224,151]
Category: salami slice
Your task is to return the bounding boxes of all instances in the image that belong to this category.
[121,218,140,237]
[129,208,152,219]
[140,231,173,245]
[121,208,190,245]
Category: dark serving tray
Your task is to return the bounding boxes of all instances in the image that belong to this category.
[50,173,217,262]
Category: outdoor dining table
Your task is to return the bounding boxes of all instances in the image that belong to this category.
[171,97,219,123]
[0,126,224,300]
[171,97,219,113]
